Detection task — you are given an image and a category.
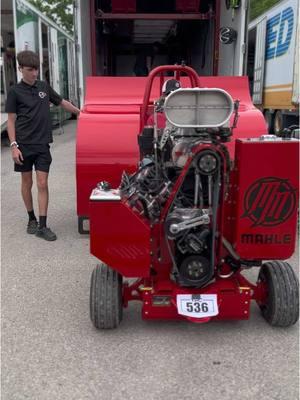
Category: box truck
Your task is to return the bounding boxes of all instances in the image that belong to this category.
[248,0,299,133]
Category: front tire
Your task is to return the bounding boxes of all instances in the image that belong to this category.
[90,263,123,329]
[258,261,299,327]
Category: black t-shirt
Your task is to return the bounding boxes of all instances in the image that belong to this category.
[5,80,63,144]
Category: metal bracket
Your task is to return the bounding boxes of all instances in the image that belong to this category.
[78,216,89,234]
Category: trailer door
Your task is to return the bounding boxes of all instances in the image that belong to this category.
[49,27,60,93]
[252,17,267,105]
[67,40,77,105]
[218,0,249,76]
[292,23,299,105]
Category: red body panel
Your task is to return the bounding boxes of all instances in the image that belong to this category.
[76,75,267,217]
[76,112,140,218]
[140,277,252,321]
[90,199,151,277]
[122,271,259,322]
[231,139,299,259]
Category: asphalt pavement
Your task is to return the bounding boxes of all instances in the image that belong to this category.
[1,120,299,400]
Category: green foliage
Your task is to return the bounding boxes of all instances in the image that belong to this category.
[250,0,281,20]
[28,0,282,31]
[28,0,74,34]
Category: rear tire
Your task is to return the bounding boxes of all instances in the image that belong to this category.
[274,110,283,135]
[90,263,123,329]
[263,110,274,134]
[258,261,299,327]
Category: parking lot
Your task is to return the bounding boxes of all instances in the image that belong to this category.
[1,120,299,400]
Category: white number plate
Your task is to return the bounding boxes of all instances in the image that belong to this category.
[176,294,219,318]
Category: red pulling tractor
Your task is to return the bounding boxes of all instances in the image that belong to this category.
[77,65,299,329]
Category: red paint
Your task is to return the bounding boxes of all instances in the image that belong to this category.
[90,200,151,277]
[232,139,299,259]
[77,71,266,218]
[83,65,297,324]
[121,274,253,321]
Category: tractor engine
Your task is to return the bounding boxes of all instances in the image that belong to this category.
[118,87,235,288]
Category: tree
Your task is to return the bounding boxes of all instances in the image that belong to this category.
[250,0,281,20]
[28,0,74,34]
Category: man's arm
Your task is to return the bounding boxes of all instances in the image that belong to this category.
[7,113,16,143]
[47,83,80,115]
[7,113,23,165]
[60,99,80,115]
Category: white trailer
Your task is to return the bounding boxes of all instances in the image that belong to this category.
[1,0,78,134]
[74,0,250,107]
[248,0,299,133]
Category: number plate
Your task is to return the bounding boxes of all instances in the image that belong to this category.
[176,294,219,318]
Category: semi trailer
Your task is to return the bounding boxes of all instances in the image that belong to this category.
[248,0,299,134]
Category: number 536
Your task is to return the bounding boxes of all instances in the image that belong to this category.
[186,302,208,313]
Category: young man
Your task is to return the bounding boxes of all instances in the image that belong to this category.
[5,50,80,241]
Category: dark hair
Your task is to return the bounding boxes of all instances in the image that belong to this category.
[17,50,39,69]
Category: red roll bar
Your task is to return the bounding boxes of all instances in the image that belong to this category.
[140,65,201,131]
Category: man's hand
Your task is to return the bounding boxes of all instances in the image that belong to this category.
[60,99,81,115]
[11,147,24,165]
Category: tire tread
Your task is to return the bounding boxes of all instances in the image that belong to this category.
[90,263,123,329]
[259,261,299,327]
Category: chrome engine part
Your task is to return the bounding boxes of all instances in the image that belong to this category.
[165,208,210,239]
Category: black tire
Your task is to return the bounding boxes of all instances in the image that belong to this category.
[258,261,299,327]
[274,110,283,135]
[90,263,123,329]
[263,110,274,134]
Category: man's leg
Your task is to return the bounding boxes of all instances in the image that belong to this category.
[35,170,56,241]
[21,171,34,211]
[21,171,38,234]
[36,170,49,218]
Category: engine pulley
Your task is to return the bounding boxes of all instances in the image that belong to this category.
[195,150,219,175]
[179,255,211,287]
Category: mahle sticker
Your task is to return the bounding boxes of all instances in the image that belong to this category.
[242,177,296,227]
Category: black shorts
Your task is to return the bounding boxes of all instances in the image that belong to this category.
[14,144,52,173]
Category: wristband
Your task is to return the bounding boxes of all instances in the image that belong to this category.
[10,141,19,148]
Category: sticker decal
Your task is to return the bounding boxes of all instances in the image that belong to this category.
[242,177,296,227]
